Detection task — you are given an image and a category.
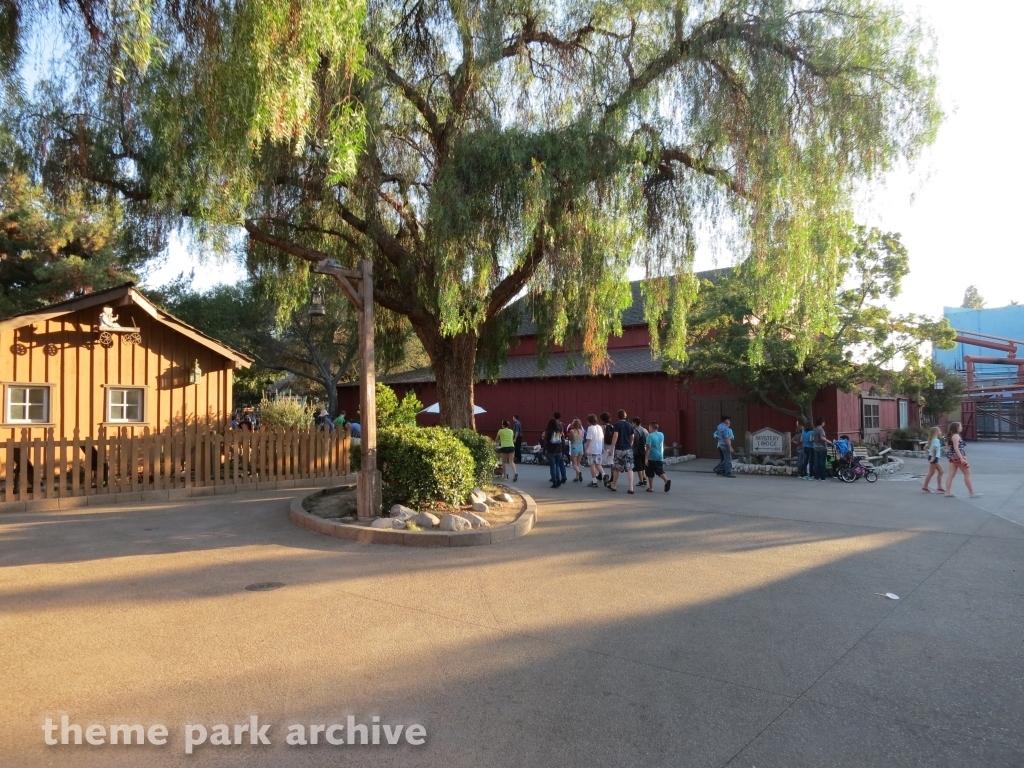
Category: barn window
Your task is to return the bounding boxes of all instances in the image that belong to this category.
[108,388,144,422]
[863,401,880,430]
[6,386,49,423]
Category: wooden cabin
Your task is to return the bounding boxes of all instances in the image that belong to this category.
[0,284,251,440]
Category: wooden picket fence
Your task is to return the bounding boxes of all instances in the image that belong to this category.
[1,426,350,504]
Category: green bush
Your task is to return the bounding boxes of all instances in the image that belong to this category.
[451,428,496,485]
[258,397,316,431]
[373,426,475,509]
[376,383,423,428]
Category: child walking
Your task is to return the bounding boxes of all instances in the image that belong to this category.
[921,426,943,493]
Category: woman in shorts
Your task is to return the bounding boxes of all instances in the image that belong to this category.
[496,420,518,482]
[568,418,586,482]
[944,422,980,498]
[921,426,943,493]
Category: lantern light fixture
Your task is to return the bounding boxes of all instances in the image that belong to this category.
[189,359,203,385]
[308,286,326,317]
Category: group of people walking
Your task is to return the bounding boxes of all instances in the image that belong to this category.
[504,411,671,494]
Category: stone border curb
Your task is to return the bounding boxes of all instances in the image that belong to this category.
[890,449,929,459]
[289,486,538,547]
[664,454,697,465]
[1,475,357,515]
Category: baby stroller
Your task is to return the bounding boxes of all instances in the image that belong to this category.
[836,451,877,483]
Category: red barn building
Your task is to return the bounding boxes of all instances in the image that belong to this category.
[340,278,917,457]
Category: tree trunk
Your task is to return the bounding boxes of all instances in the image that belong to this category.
[426,332,478,429]
[327,380,340,420]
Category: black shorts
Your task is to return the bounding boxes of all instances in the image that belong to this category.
[646,460,665,476]
[499,447,515,455]
[928,456,939,465]
[634,453,646,471]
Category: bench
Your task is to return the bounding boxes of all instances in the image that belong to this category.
[855,446,891,465]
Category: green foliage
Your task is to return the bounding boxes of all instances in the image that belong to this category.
[376,426,474,510]
[0,123,140,316]
[257,397,316,431]
[690,228,957,422]
[376,384,422,428]
[450,428,496,486]
[919,363,966,419]
[155,276,411,415]
[961,285,986,310]
[17,0,942,427]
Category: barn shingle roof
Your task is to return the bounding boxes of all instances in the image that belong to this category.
[382,346,666,385]
[513,269,732,336]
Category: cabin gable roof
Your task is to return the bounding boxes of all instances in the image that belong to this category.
[0,284,253,368]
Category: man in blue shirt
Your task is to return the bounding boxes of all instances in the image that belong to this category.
[644,421,671,492]
[609,409,636,493]
[349,420,362,438]
[714,416,736,478]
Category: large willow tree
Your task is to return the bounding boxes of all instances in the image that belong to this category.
[15,0,940,427]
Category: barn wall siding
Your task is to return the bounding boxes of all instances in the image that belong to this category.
[341,374,904,457]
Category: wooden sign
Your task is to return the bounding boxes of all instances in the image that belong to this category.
[751,427,785,455]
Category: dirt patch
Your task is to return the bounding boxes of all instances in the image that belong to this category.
[303,487,357,520]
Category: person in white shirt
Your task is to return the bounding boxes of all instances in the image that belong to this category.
[584,413,606,488]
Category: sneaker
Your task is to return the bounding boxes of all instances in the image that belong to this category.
[587,482,598,487]
[724,474,736,478]
[665,480,671,492]
[970,493,983,499]
[513,473,518,482]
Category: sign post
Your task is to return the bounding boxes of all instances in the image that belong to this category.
[313,258,382,519]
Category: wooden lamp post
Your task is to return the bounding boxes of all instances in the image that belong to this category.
[311,258,381,519]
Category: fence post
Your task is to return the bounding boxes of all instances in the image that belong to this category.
[96,427,108,495]
[3,436,12,503]
[56,430,67,498]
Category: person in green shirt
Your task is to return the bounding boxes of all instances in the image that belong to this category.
[496,420,518,482]
[333,411,346,430]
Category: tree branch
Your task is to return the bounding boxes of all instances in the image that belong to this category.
[367,43,442,140]
[243,220,333,265]
[486,218,546,320]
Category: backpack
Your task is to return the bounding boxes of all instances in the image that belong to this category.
[603,424,615,445]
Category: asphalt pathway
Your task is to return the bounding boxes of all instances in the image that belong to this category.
[1,442,1021,767]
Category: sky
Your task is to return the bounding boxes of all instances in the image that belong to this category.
[145,0,1024,321]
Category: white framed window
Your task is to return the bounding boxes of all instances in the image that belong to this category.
[6,385,49,423]
[898,400,909,429]
[863,401,880,430]
[108,388,145,423]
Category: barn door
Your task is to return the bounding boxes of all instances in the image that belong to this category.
[697,399,747,459]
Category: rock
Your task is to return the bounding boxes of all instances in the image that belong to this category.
[471,502,489,513]
[485,497,501,506]
[392,520,407,529]
[410,512,440,529]
[467,487,488,505]
[496,492,513,503]
[458,512,491,529]
[439,514,472,532]
[390,504,416,521]
[370,517,395,529]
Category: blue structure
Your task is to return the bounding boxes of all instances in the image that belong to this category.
[934,305,1024,378]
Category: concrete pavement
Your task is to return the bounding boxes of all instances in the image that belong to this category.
[1,442,1021,767]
